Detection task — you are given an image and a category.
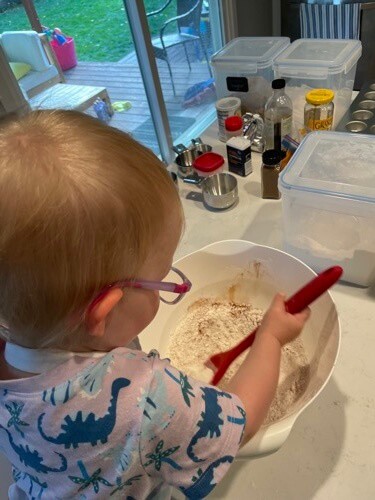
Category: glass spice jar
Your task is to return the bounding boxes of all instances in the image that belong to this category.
[261,149,284,199]
[304,89,334,133]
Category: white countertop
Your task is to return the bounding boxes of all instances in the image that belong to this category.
[172,123,375,499]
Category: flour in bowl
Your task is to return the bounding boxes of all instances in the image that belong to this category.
[166,297,310,424]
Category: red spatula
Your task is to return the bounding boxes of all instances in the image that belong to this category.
[207,266,343,386]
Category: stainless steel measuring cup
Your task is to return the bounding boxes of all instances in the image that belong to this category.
[191,137,213,155]
[173,140,213,178]
[184,172,238,210]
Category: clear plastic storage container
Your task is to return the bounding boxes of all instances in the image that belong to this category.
[279,131,375,286]
[211,37,290,116]
[273,39,362,130]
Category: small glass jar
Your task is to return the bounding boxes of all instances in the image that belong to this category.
[304,89,334,133]
[261,149,284,199]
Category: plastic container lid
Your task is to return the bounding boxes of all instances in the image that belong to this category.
[279,131,375,203]
[225,116,243,132]
[211,37,290,71]
[215,96,241,111]
[193,152,225,173]
[306,89,335,105]
[274,39,362,77]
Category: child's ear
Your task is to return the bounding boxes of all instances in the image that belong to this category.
[85,288,124,338]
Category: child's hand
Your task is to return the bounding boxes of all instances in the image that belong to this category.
[258,293,311,347]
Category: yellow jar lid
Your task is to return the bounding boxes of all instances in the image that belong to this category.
[305,89,335,105]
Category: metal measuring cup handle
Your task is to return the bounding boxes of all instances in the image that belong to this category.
[191,137,203,147]
[182,173,203,185]
[173,143,188,155]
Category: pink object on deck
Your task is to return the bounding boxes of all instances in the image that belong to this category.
[50,37,77,71]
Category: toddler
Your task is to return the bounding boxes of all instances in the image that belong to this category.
[0,110,310,499]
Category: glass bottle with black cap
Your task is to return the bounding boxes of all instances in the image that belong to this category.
[264,79,293,151]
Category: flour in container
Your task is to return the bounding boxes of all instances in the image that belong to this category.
[166,297,310,425]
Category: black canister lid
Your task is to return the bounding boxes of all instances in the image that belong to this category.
[272,78,286,90]
[262,149,285,166]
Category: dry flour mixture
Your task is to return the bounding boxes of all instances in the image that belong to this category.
[166,297,310,425]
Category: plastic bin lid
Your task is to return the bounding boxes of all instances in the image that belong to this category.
[211,37,290,70]
[274,38,362,76]
[279,132,375,203]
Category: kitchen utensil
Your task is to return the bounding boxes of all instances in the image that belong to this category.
[191,137,212,154]
[184,172,238,210]
[208,265,342,385]
[173,141,213,178]
[173,144,197,178]
[140,240,341,457]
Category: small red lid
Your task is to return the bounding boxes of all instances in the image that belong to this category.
[225,115,243,132]
[193,152,224,173]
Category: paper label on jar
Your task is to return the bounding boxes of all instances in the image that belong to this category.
[307,116,333,131]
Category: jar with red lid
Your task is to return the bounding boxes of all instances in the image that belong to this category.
[224,116,243,140]
[193,152,224,177]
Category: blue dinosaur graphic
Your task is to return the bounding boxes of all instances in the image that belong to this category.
[165,368,195,407]
[180,455,234,498]
[0,425,67,474]
[228,405,246,444]
[13,468,47,499]
[38,377,130,449]
[187,387,230,463]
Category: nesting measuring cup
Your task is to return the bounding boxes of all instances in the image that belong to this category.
[173,140,213,178]
[173,143,197,178]
[184,172,238,210]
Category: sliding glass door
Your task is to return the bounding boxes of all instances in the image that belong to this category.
[1,0,227,162]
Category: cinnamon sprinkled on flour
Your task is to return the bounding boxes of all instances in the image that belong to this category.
[167,297,310,424]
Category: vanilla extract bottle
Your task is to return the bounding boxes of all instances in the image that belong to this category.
[264,79,293,151]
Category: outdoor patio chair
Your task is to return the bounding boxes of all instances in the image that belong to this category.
[146,0,212,96]
[0,31,113,116]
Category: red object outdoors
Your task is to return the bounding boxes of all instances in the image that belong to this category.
[193,152,224,174]
[208,266,343,386]
[50,37,77,71]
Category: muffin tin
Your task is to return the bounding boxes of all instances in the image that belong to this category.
[336,82,375,135]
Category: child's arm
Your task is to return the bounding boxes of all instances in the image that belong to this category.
[225,293,310,445]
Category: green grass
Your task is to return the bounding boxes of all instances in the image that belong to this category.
[0,0,175,61]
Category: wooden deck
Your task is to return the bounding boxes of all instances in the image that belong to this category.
[64,54,213,150]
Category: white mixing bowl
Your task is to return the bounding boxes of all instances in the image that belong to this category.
[140,240,340,458]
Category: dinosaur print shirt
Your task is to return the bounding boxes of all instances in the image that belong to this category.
[0,347,246,499]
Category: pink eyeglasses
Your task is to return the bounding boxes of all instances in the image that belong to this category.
[88,266,192,313]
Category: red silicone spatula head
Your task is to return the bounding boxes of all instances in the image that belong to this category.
[207,266,343,386]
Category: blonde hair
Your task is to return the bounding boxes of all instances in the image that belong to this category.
[0,110,182,349]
